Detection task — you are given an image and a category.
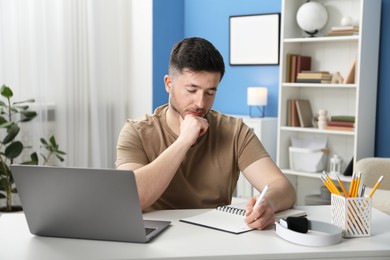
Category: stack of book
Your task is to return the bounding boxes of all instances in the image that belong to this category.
[326,25,359,36]
[326,115,355,131]
[296,71,332,84]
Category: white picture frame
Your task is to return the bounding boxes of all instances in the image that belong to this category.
[230,13,280,65]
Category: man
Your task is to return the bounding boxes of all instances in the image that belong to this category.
[116,37,296,229]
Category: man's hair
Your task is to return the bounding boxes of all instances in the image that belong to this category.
[169,37,225,81]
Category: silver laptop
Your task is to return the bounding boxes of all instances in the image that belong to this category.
[11,165,170,243]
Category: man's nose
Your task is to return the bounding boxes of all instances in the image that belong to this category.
[194,93,205,108]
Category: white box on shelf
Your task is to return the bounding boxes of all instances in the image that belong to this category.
[289,147,327,173]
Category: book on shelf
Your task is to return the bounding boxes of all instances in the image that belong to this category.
[326,30,359,36]
[285,53,297,83]
[290,55,298,83]
[327,25,359,36]
[286,99,300,127]
[296,71,332,83]
[325,125,354,132]
[297,71,331,79]
[330,115,355,123]
[331,25,359,32]
[286,99,291,126]
[296,55,312,81]
[300,70,330,75]
[296,78,331,84]
[327,120,355,128]
[295,99,313,128]
[180,204,306,234]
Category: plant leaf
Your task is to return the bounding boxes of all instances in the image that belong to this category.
[14,105,29,110]
[49,135,57,146]
[40,137,48,145]
[56,154,65,162]
[0,161,9,174]
[13,98,35,105]
[56,150,66,155]
[30,152,39,162]
[20,110,37,122]
[0,115,7,125]
[1,85,13,98]
[2,123,20,144]
[5,141,24,159]
[0,121,13,129]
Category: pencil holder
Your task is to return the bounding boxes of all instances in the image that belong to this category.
[331,194,372,238]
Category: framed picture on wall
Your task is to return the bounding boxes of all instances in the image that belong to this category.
[229,13,280,66]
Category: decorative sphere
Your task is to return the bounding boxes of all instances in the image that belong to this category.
[341,16,353,26]
[296,2,328,36]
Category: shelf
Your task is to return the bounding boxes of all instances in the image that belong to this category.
[278,0,380,205]
[280,126,355,136]
[282,83,357,88]
[284,35,359,43]
[282,169,352,183]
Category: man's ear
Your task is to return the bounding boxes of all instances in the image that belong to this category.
[164,75,172,93]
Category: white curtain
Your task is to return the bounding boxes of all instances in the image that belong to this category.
[0,0,152,168]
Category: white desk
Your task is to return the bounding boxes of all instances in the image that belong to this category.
[1,206,390,260]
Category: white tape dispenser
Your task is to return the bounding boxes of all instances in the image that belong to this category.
[275,217,342,247]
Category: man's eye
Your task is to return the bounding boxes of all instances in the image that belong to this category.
[207,91,216,96]
[187,89,196,93]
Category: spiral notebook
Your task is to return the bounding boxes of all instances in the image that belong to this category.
[180,205,306,234]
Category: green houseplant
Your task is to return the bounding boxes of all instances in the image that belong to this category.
[0,84,65,212]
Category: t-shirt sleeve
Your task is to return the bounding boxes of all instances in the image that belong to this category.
[237,121,269,172]
[115,120,149,167]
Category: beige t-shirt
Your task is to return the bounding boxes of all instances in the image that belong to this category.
[116,105,269,211]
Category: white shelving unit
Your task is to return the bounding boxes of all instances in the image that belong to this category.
[277,0,381,205]
[231,116,277,199]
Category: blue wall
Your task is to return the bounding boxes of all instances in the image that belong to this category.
[152,0,184,109]
[376,0,390,158]
[153,0,390,157]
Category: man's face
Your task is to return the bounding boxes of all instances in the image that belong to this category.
[165,69,221,118]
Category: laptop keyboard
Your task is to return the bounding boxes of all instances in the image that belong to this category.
[145,227,157,235]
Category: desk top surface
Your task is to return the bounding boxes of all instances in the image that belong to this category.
[1,205,390,260]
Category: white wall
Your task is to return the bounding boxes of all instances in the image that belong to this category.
[129,0,153,119]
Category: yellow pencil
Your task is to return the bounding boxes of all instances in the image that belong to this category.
[369,175,384,198]
[322,171,341,196]
[349,172,356,197]
[354,172,362,197]
[321,176,336,194]
[336,174,349,197]
[353,172,362,197]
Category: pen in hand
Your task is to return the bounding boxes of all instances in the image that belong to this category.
[254,184,269,208]
[245,185,269,227]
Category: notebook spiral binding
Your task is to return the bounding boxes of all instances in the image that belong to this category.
[216,205,246,216]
